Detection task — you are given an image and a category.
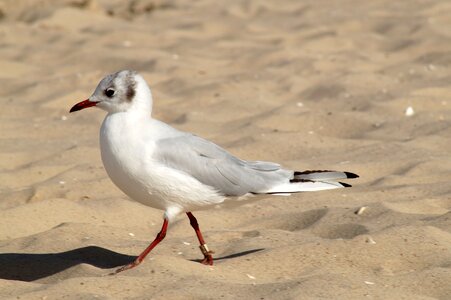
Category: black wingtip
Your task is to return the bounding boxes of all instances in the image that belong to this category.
[289,178,315,183]
[340,182,352,187]
[345,172,359,179]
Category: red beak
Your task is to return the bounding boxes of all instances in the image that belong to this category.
[69,99,97,113]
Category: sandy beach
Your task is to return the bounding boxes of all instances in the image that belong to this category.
[1,0,451,298]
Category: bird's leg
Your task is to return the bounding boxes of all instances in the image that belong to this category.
[186,212,214,265]
[113,217,169,274]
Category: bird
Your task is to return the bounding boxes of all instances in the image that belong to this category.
[69,70,358,274]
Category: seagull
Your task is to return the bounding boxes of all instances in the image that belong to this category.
[70,70,358,273]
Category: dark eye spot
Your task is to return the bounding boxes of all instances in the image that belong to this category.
[105,88,115,98]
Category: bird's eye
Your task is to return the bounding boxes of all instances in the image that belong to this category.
[105,88,115,98]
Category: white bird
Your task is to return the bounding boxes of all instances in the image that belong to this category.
[70,70,358,273]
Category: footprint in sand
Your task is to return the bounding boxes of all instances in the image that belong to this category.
[383,198,450,215]
[314,223,369,240]
[254,208,328,232]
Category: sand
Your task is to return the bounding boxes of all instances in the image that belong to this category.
[1,0,451,299]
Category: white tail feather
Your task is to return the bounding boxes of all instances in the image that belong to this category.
[264,180,345,194]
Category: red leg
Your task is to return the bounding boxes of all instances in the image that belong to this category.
[186,212,214,265]
[113,218,169,274]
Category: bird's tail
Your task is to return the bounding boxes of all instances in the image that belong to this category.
[263,170,358,195]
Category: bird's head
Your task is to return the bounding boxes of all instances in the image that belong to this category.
[70,70,152,114]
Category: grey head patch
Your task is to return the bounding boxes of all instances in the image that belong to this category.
[124,71,137,102]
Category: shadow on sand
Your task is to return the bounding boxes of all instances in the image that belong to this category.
[0,246,265,281]
[0,246,135,281]
[191,248,265,263]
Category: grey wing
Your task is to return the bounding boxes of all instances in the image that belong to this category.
[153,134,291,196]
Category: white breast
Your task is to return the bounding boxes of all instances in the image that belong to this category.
[99,113,225,213]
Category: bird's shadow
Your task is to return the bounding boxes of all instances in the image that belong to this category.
[0,246,264,282]
[191,248,265,263]
[0,246,135,282]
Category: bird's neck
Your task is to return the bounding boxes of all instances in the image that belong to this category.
[129,96,153,116]
[106,109,152,124]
